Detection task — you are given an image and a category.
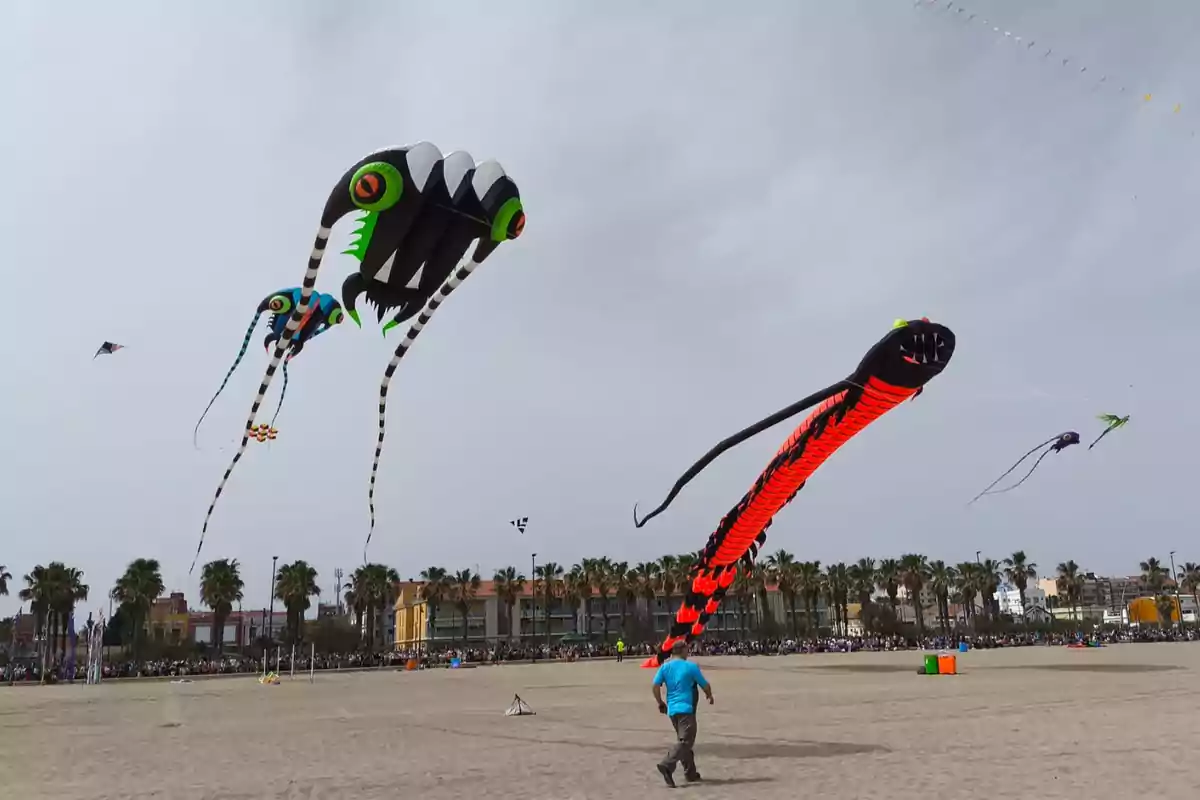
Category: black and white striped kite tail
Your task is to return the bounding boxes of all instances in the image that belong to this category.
[363,255,484,562]
[269,361,289,430]
[194,227,333,574]
[193,311,263,449]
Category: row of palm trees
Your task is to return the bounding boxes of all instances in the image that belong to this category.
[414,552,1200,643]
[1,557,408,658]
[4,553,1198,654]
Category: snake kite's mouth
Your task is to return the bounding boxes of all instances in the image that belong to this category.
[899,330,950,368]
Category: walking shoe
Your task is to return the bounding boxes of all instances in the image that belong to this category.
[685,773,703,783]
[656,764,676,788]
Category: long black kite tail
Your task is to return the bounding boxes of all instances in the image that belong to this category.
[364,254,485,564]
[632,380,851,528]
[192,311,263,449]
[981,447,1054,497]
[195,225,334,574]
[967,433,1063,506]
[1087,427,1113,450]
[269,361,289,430]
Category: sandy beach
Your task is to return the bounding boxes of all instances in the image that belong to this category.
[2,643,1196,799]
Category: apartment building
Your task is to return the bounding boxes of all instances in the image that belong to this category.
[392,579,834,650]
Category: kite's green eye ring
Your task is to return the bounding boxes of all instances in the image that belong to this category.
[268,295,292,314]
[350,161,403,212]
[328,308,344,325]
[491,197,524,243]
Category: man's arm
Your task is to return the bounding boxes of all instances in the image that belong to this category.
[652,667,668,713]
[692,664,714,703]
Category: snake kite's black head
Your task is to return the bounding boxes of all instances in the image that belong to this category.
[851,318,956,390]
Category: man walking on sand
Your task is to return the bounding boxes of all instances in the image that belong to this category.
[651,640,713,787]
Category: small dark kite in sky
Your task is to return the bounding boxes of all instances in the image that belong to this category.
[93,342,124,359]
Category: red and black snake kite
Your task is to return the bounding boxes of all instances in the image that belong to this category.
[633,318,956,666]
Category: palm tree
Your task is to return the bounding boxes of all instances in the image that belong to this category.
[1055,561,1084,624]
[40,564,88,661]
[730,566,754,640]
[351,563,400,651]
[899,554,929,636]
[534,562,564,646]
[492,566,525,642]
[199,559,244,653]
[927,560,957,634]
[612,561,634,637]
[19,565,55,668]
[796,561,822,637]
[765,550,800,639]
[1139,558,1169,594]
[656,555,680,620]
[746,560,769,638]
[632,562,659,635]
[418,567,449,650]
[448,569,481,643]
[847,558,876,632]
[572,561,595,636]
[876,558,901,619]
[273,560,320,647]
[591,557,615,642]
[1180,563,1200,623]
[830,562,851,635]
[563,566,587,634]
[955,562,982,625]
[0,564,11,596]
[978,559,1003,620]
[1154,593,1177,629]
[343,574,366,642]
[1003,551,1038,621]
[111,558,165,659]
[676,552,699,584]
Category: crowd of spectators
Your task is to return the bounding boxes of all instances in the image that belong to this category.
[3,626,1194,684]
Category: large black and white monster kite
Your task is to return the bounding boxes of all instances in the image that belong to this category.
[193,143,525,573]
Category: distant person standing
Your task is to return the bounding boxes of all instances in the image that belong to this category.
[616,638,626,663]
[651,640,713,787]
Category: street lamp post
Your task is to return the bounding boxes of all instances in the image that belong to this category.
[8,603,21,686]
[530,553,537,643]
[267,556,279,646]
[1169,551,1181,630]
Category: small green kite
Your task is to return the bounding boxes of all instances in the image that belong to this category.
[1088,414,1130,450]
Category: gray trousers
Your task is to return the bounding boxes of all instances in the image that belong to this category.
[659,713,698,776]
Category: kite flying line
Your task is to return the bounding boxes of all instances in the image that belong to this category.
[913,0,1192,136]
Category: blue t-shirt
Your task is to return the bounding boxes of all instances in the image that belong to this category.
[652,658,709,716]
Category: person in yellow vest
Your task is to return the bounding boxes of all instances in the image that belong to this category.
[616,638,626,663]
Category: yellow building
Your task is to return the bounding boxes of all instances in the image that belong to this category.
[147,592,189,644]
[393,582,429,648]
[392,577,845,650]
[394,580,496,649]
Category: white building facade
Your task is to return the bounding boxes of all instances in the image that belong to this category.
[996,582,1047,617]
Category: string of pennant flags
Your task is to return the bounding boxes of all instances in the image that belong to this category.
[913,0,1192,136]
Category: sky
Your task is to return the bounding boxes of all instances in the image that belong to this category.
[2,0,1199,618]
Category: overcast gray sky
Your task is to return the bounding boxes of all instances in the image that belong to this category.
[3,0,1198,617]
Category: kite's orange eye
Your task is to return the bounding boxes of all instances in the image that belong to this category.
[354,174,380,201]
[511,210,525,238]
[349,161,403,211]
